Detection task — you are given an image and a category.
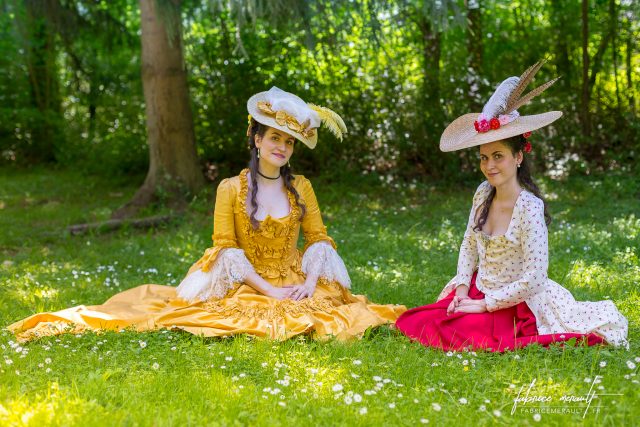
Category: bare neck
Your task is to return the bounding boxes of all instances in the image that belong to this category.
[494,178,523,203]
[258,159,280,176]
[256,160,282,185]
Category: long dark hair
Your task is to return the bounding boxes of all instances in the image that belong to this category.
[247,119,306,229]
[474,135,551,231]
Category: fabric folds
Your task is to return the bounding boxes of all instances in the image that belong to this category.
[8,169,406,342]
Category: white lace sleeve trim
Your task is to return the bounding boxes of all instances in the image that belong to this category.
[301,241,351,288]
[176,248,254,302]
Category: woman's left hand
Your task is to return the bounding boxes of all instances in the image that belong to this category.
[288,281,317,301]
[453,298,488,313]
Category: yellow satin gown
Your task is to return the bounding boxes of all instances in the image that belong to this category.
[9,169,406,342]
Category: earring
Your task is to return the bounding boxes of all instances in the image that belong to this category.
[517,163,521,168]
[257,148,260,159]
[288,160,291,168]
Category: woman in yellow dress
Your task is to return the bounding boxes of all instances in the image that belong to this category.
[9,87,406,342]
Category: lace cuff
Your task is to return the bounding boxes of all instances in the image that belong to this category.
[301,241,351,288]
[177,248,254,302]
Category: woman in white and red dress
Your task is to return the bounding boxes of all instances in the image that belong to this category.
[396,61,628,352]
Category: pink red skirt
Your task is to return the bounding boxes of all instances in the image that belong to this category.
[396,274,604,352]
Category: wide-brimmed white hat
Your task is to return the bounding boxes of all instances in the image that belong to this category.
[440,60,562,152]
[247,87,347,149]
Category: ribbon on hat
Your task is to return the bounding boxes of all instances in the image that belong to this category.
[257,101,316,138]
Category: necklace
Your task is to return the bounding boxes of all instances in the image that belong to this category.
[257,170,281,180]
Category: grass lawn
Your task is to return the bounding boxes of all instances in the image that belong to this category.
[0,167,638,426]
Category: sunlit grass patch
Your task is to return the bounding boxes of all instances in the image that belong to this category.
[0,168,638,426]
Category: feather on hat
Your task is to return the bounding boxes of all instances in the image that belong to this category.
[440,60,562,152]
[247,87,347,149]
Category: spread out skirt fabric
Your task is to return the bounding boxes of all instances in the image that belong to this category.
[8,281,406,343]
[395,274,604,352]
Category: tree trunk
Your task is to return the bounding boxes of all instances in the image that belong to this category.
[587,31,612,92]
[550,0,572,91]
[627,34,635,114]
[418,15,443,132]
[414,14,444,175]
[610,0,621,112]
[114,0,204,219]
[581,0,590,138]
[23,0,62,163]
[466,0,482,111]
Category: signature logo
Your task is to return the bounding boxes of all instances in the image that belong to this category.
[511,376,622,418]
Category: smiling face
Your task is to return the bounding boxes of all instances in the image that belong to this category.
[479,140,523,187]
[254,126,295,169]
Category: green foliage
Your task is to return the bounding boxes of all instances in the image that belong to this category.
[0,169,639,426]
[0,0,638,178]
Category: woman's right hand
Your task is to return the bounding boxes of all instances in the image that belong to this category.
[447,285,470,315]
[265,286,294,300]
[245,271,294,300]
[455,284,470,299]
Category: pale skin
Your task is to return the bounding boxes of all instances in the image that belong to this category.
[241,126,320,301]
[447,139,524,315]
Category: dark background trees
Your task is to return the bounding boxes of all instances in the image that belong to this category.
[1,0,638,205]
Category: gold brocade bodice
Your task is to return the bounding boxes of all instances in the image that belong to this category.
[189,169,335,287]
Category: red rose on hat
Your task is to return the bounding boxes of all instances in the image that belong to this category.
[477,119,490,133]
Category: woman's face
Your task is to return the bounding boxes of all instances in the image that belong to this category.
[479,140,522,187]
[255,126,295,169]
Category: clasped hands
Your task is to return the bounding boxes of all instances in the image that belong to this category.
[267,281,317,301]
[446,285,487,315]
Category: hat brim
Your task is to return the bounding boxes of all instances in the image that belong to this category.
[439,111,563,152]
[247,92,318,149]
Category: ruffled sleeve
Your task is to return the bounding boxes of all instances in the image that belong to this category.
[187,178,241,274]
[177,178,255,302]
[302,241,351,288]
[176,248,253,302]
[483,195,548,311]
[297,176,350,288]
